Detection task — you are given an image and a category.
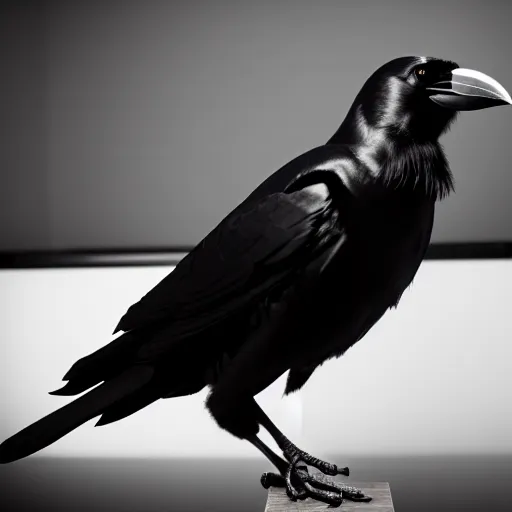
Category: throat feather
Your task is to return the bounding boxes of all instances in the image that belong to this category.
[380,140,454,200]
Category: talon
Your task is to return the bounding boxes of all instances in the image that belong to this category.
[260,472,285,489]
[341,485,373,502]
[343,490,373,502]
[337,465,350,476]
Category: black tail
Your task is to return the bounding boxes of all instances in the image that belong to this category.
[49,331,145,396]
[0,364,154,464]
[95,376,206,427]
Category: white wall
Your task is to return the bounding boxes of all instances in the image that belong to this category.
[1,260,511,459]
[301,259,512,457]
[0,265,301,459]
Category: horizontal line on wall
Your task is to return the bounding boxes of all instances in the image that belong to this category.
[0,249,189,268]
[425,242,512,260]
[0,242,512,268]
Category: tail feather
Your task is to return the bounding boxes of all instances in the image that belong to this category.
[95,373,207,426]
[49,331,145,397]
[0,364,154,464]
[95,385,162,426]
[48,376,103,396]
[62,331,142,382]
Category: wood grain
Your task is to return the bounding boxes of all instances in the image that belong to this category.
[264,479,394,512]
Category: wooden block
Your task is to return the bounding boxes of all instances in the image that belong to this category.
[264,479,394,512]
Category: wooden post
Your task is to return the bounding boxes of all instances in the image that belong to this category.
[264,478,394,512]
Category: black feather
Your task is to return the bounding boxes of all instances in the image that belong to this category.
[54,331,149,398]
[95,385,161,426]
[0,365,154,464]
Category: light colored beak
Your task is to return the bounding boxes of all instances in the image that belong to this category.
[426,67,512,111]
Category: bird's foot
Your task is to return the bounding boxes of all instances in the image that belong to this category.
[261,468,372,507]
[260,442,371,506]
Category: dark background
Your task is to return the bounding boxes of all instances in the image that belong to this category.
[1,0,511,251]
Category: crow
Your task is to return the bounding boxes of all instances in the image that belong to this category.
[0,56,510,507]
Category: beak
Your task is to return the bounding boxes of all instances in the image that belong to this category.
[426,68,512,111]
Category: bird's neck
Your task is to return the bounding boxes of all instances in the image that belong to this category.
[327,105,454,201]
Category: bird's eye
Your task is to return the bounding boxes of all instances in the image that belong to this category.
[415,68,427,77]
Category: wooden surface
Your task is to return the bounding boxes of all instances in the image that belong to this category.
[264,480,394,512]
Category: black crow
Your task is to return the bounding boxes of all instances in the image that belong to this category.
[0,56,510,506]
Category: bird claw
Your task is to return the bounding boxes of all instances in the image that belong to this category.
[260,465,371,507]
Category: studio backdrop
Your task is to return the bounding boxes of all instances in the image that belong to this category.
[1,0,511,252]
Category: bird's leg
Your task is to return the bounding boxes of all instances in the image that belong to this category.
[252,401,372,504]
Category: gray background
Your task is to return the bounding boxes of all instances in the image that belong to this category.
[2,0,511,250]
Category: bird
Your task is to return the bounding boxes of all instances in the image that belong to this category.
[0,56,510,507]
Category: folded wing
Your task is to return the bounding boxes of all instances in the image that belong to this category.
[115,176,349,353]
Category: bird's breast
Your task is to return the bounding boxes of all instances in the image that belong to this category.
[345,195,434,296]
[299,195,435,359]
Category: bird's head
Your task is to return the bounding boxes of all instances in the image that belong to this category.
[351,56,511,141]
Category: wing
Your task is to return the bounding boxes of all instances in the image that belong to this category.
[114,173,350,345]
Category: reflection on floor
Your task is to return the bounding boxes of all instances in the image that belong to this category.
[1,455,511,512]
